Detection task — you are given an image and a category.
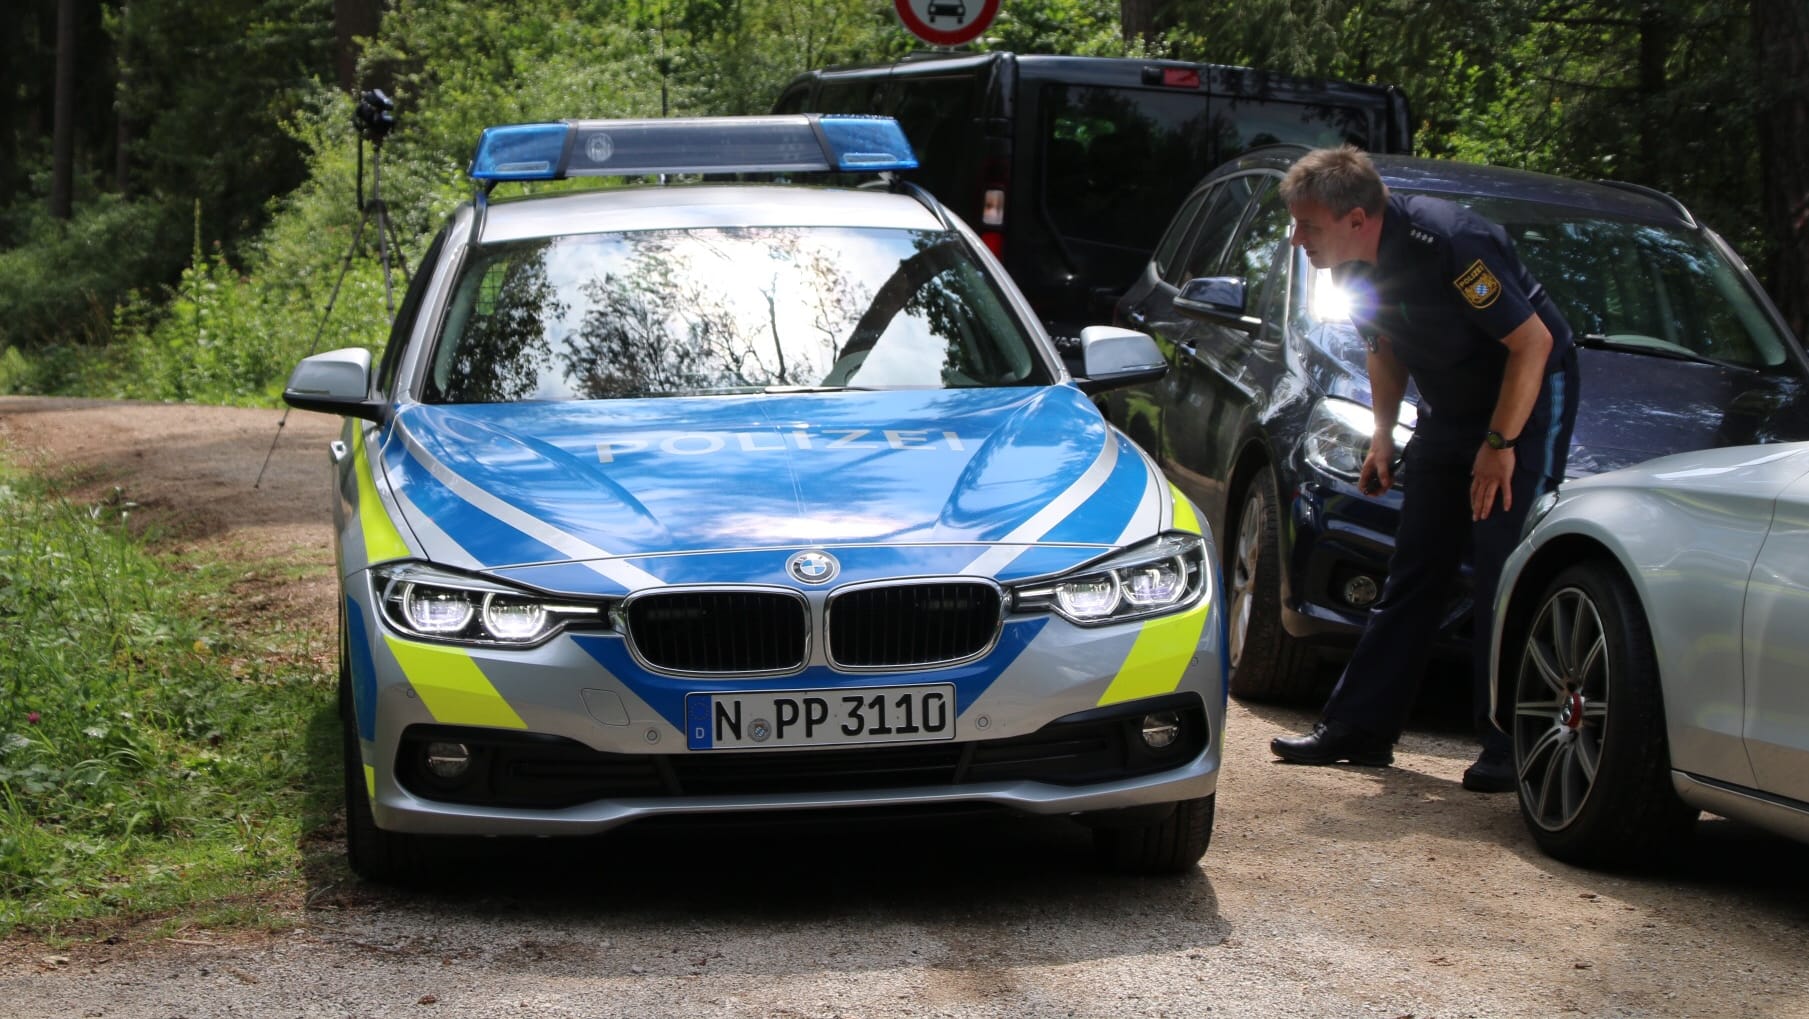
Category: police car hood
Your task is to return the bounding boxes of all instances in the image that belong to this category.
[381,387,1157,576]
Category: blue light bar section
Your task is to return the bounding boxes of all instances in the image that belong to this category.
[469,123,572,181]
[468,115,917,182]
[818,116,919,171]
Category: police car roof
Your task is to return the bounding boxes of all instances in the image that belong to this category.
[475,184,945,245]
[1234,144,1697,229]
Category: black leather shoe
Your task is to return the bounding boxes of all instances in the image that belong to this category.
[1461,748,1516,792]
[1270,721,1394,767]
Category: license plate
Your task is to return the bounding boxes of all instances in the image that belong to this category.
[684,684,956,750]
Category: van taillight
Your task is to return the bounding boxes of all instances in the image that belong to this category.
[980,141,1009,254]
[982,188,1005,227]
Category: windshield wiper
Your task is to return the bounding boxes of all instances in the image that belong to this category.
[1576,333,1750,372]
[760,384,879,394]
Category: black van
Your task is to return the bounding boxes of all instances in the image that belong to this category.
[774,52,1412,349]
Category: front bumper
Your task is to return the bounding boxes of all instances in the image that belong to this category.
[1281,473,1473,648]
[345,570,1226,837]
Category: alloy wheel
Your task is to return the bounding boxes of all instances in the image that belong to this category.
[1513,585,1612,832]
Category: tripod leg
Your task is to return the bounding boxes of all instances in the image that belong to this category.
[254,206,375,489]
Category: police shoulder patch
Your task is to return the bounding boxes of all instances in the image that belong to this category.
[1453,259,1503,309]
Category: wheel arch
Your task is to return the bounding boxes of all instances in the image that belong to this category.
[1491,534,1645,731]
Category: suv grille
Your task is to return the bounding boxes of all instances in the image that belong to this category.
[626,591,806,674]
[828,582,1001,668]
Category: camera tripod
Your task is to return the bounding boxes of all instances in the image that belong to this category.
[256,91,409,488]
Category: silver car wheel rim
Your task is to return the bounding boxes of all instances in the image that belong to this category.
[1228,487,1263,668]
[1513,585,1611,832]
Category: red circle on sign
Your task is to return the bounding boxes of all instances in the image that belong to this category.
[893,0,1001,47]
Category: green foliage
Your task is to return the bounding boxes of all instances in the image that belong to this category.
[0,476,329,934]
[0,196,185,356]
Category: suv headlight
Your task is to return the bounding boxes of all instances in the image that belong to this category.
[373,563,611,646]
[1302,397,1415,484]
[1011,533,1209,625]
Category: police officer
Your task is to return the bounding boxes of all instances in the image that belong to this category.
[1269,146,1579,792]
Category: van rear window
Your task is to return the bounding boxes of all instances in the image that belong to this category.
[1039,86,1217,252]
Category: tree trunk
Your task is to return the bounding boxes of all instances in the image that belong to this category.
[50,0,75,219]
[1122,0,1157,45]
[1753,0,1809,340]
[115,0,131,194]
[334,0,383,93]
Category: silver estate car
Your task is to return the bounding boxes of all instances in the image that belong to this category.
[283,115,1226,883]
[1490,442,1809,865]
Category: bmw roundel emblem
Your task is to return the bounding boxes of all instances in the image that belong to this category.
[787,550,839,585]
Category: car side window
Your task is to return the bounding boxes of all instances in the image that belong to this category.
[1226,182,1294,337]
[1152,188,1209,282]
[1173,174,1262,285]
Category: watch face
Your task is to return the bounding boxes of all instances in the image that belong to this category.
[1487,430,1509,449]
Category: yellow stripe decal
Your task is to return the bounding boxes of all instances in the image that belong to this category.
[363,763,376,803]
[1169,483,1201,534]
[1098,598,1210,706]
[385,637,527,729]
[354,428,412,564]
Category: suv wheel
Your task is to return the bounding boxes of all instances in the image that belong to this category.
[1225,465,1318,700]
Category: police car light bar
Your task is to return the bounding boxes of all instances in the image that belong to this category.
[468,115,919,182]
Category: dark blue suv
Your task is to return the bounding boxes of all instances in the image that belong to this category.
[1105,144,1809,700]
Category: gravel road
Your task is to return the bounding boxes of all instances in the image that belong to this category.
[1,396,1806,1019]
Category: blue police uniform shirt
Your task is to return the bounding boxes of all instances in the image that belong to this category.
[1332,193,1574,443]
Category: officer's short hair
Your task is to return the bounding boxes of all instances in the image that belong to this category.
[1280,146,1387,216]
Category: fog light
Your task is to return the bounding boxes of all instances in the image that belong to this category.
[424,741,471,779]
[1140,711,1182,749]
[1342,574,1380,608]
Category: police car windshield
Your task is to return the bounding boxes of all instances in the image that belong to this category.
[425,226,1050,403]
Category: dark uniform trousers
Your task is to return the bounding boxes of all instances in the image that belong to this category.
[1321,346,1580,753]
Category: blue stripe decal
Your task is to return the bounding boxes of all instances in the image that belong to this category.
[345,594,379,742]
[1040,438,1155,546]
[1535,370,1567,497]
[381,430,573,569]
[570,617,1049,730]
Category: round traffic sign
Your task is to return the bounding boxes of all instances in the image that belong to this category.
[893,0,1000,47]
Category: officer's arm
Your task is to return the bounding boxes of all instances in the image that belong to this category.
[1471,312,1554,519]
[1364,338,1409,494]
[1488,312,1553,449]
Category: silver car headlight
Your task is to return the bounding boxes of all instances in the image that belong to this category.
[1302,397,1414,483]
[373,563,611,646]
[1011,533,1209,626]
[1521,487,1563,543]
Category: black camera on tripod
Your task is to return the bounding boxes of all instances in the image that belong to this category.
[354,89,397,142]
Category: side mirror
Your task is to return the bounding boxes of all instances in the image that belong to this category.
[282,347,384,421]
[1075,325,1167,395]
[1173,276,1262,333]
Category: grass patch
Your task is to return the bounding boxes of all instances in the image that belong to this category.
[0,469,339,939]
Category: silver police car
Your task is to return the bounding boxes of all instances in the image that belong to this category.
[283,115,1228,882]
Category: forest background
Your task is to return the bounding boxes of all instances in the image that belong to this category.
[2,0,1805,406]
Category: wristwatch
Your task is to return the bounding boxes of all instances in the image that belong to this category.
[1484,429,1519,450]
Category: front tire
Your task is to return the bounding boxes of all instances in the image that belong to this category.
[1225,465,1318,700]
[340,629,428,884]
[1092,795,1215,875]
[1509,561,1697,866]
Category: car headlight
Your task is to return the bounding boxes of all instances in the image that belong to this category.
[1302,397,1415,484]
[374,563,610,646]
[1521,487,1563,542]
[1012,533,1208,625]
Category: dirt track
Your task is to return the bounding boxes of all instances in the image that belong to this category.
[1,395,1806,1018]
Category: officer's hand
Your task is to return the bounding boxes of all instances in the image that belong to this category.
[1472,446,1514,520]
[1360,441,1394,496]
